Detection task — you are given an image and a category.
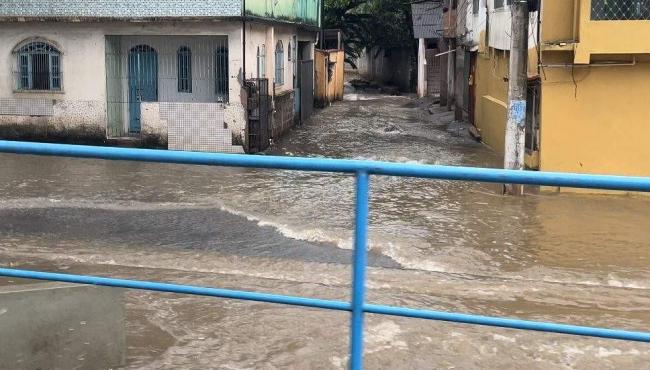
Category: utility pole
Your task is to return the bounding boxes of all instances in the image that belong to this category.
[417,38,427,98]
[503,0,529,195]
[447,39,455,111]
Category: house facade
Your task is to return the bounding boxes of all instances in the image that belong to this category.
[0,0,321,153]
[452,0,650,191]
[412,0,444,98]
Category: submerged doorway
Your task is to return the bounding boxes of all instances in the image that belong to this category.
[128,45,158,134]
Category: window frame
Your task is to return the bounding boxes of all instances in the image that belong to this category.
[14,40,62,92]
[177,46,193,93]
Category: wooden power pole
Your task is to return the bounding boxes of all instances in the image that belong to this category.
[503,0,529,195]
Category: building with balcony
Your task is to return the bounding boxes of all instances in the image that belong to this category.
[0,0,321,153]
[467,0,650,191]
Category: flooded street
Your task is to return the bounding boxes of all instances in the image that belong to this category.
[1,95,650,369]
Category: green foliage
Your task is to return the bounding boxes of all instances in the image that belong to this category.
[323,0,414,68]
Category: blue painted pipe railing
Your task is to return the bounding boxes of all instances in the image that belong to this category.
[0,140,649,370]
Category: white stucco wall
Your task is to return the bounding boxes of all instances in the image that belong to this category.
[487,0,539,51]
[467,0,488,51]
[0,22,107,138]
[0,20,246,143]
[243,22,316,92]
[0,19,317,149]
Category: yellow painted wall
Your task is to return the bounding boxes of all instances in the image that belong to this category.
[314,49,344,107]
[539,61,650,178]
[473,47,538,157]
[537,0,650,191]
[474,49,509,156]
[541,0,576,44]
[575,0,650,63]
[473,0,650,194]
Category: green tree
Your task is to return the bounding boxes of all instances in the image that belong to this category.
[324,0,415,68]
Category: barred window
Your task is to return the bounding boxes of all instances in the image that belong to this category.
[15,41,61,91]
[275,40,284,86]
[177,46,192,93]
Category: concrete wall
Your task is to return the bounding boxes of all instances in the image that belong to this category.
[356,46,414,92]
[271,90,294,139]
[0,282,125,370]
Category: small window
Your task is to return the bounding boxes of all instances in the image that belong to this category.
[494,0,511,9]
[177,46,192,93]
[15,41,61,91]
[215,45,229,102]
[275,40,284,86]
[288,41,292,62]
[257,44,266,78]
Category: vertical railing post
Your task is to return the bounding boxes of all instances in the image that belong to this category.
[349,171,369,370]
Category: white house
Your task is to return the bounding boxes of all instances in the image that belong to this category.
[0,0,321,153]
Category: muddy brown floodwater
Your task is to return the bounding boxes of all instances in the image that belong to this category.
[1,95,649,369]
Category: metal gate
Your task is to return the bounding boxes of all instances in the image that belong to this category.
[299,60,314,124]
[245,78,271,153]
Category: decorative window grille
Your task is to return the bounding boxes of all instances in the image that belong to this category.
[15,41,61,91]
[591,0,650,20]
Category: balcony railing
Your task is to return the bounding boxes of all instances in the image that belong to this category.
[0,140,649,369]
[592,0,650,20]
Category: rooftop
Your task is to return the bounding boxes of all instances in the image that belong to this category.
[411,0,443,39]
[0,0,241,19]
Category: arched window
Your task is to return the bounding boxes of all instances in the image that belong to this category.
[177,46,192,93]
[275,41,284,85]
[14,40,61,91]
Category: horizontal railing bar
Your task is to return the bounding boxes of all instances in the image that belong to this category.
[1,140,650,192]
[2,268,649,343]
[0,268,349,311]
[363,304,650,343]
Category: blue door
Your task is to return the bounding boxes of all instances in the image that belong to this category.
[128,45,158,134]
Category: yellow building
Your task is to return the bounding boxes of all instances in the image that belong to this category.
[471,0,650,192]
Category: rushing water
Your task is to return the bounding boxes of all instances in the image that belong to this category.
[1,95,649,369]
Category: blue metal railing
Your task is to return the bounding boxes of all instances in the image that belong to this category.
[0,140,649,369]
